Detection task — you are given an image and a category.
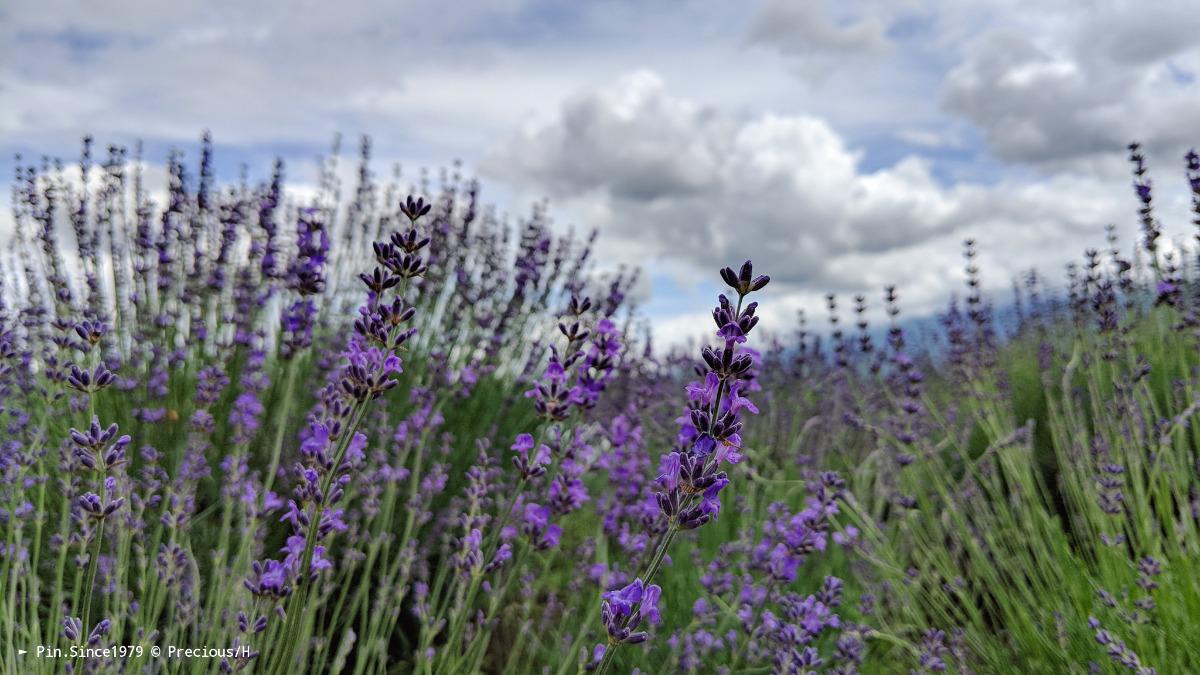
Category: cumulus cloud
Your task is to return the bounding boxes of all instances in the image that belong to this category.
[6,0,1200,347]
[484,70,959,282]
[941,1,1200,168]
[745,1,1200,170]
[0,0,568,160]
[484,69,1192,343]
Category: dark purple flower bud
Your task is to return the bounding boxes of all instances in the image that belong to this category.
[63,616,82,641]
[87,619,111,645]
[599,578,663,647]
[568,295,593,316]
[391,227,431,253]
[78,492,123,519]
[583,644,606,671]
[66,362,117,394]
[74,320,106,346]
[400,195,432,222]
[720,260,770,296]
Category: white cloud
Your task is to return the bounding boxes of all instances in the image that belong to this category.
[5,0,1200,348]
[940,2,1200,168]
[484,70,1196,343]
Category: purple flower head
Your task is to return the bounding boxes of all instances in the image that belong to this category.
[281,298,318,357]
[63,616,82,641]
[511,433,552,479]
[698,475,730,517]
[78,491,123,519]
[714,439,744,466]
[717,321,747,344]
[520,502,562,550]
[525,348,579,422]
[66,362,117,394]
[340,342,404,401]
[549,464,589,514]
[584,643,606,671]
[657,452,681,492]
[69,417,131,470]
[229,392,264,440]
[538,523,563,550]
[456,529,484,574]
[87,619,111,646]
[641,584,663,625]
[523,502,550,531]
[600,578,661,646]
[725,381,760,416]
[545,358,567,384]
[300,422,332,461]
[245,559,292,599]
[484,543,512,573]
[602,578,645,618]
[345,432,368,465]
[719,260,771,297]
[768,543,802,583]
[686,373,720,407]
[281,535,333,575]
[287,207,330,296]
[400,194,432,222]
[74,319,107,346]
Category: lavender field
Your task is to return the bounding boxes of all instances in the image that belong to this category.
[1,132,1198,675]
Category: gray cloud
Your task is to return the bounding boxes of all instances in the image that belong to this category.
[483,70,1166,324]
[941,1,1200,167]
[747,0,891,56]
[0,0,558,158]
[6,0,1200,345]
[1073,2,1200,67]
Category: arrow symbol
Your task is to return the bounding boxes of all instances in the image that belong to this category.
[17,649,26,656]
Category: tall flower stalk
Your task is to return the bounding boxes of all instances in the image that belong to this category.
[264,196,430,674]
[593,260,768,674]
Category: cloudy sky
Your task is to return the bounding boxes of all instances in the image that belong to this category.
[3,0,1199,344]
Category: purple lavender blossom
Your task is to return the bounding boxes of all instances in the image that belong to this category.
[600,578,662,645]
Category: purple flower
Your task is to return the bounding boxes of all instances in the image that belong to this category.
[245,559,292,599]
[485,543,512,573]
[603,578,645,618]
[598,577,664,651]
[686,373,720,407]
[87,619,111,646]
[69,417,131,470]
[229,392,264,441]
[78,492,123,519]
[520,502,562,550]
[641,584,663,625]
[657,452,681,492]
[511,433,552,479]
[719,260,771,297]
[63,616,82,641]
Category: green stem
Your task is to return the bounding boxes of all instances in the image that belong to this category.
[262,358,301,500]
[595,523,680,675]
